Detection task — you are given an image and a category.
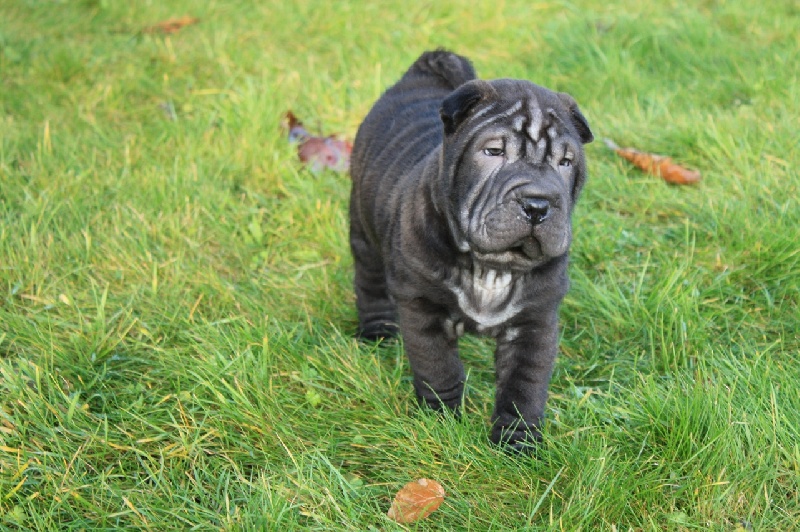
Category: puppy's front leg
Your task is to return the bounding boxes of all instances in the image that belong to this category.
[491,312,560,451]
[396,299,465,412]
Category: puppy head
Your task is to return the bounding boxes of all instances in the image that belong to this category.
[440,79,592,271]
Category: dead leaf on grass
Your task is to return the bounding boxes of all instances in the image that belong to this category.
[604,138,701,185]
[282,111,352,173]
[143,16,200,35]
[387,478,445,523]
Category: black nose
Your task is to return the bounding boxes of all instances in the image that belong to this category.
[521,198,550,225]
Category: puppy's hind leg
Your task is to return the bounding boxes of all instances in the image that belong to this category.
[350,235,398,341]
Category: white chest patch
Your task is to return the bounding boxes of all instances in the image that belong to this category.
[448,265,521,330]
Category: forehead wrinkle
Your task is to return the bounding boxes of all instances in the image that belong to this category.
[524,138,534,161]
[526,100,544,143]
[467,101,524,136]
[512,114,525,132]
[533,137,547,163]
[546,108,571,137]
[550,141,566,165]
[469,102,499,122]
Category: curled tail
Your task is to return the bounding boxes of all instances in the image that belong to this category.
[400,50,477,90]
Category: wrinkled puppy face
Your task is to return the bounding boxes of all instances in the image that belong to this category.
[440,79,593,271]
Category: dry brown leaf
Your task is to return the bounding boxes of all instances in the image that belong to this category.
[387,478,445,524]
[143,16,200,35]
[282,111,352,173]
[604,138,701,185]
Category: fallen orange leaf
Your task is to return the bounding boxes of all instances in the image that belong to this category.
[604,138,701,185]
[143,16,200,35]
[387,478,445,523]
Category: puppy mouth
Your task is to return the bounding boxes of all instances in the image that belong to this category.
[471,238,546,270]
[464,197,571,269]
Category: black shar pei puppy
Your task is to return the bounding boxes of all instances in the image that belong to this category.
[349,50,593,451]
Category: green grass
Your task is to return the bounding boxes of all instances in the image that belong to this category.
[1,0,798,529]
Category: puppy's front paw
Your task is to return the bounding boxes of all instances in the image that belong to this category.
[356,320,399,342]
[491,421,542,454]
[415,381,464,414]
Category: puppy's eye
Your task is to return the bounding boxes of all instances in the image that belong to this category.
[483,147,504,157]
[559,157,573,168]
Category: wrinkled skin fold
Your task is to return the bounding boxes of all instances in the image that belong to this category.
[349,50,593,451]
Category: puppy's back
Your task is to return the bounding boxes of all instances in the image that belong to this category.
[351,51,476,184]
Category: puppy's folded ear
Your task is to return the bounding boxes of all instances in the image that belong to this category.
[558,92,594,144]
[440,80,493,136]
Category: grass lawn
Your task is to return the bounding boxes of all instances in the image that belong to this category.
[1,0,798,529]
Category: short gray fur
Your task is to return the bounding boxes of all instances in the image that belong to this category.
[349,50,593,451]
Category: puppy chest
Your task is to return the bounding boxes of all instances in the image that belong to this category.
[446,266,522,332]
